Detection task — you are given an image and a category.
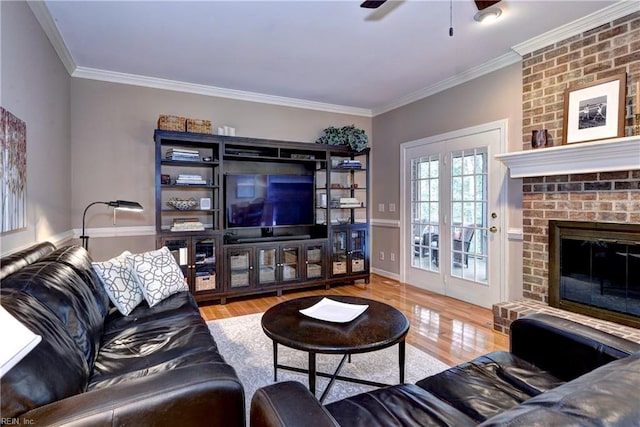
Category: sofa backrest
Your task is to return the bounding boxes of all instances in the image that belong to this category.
[510,313,640,381]
[479,351,640,426]
[0,289,90,419]
[1,245,109,370]
[0,241,56,280]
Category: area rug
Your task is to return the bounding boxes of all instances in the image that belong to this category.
[207,312,449,414]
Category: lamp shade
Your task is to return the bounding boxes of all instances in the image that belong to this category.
[109,200,144,211]
[0,306,41,377]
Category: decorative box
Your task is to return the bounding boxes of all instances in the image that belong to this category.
[307,264,322,278]
[231,271,249,287]
[352,259,365,272]
[186,118,212,134]
[333,261,346,275]
[158,115,186,132]
[195,274,216,291]
[307,249,321,263]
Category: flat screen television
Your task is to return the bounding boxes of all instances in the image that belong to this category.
[225,174,314,228]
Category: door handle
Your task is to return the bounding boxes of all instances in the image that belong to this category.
[489,226,498,233]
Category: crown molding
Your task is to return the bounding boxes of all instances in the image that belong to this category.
[512,0,640,56]
[372,51,522,116]
[27,1,76,75]
[72,67,373,117]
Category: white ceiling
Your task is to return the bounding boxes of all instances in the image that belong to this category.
[39,0,632,116]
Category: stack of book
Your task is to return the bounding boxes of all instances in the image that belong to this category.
[176,174,207,185]
[166,148,199,161]
[337,160,362,169]
[171,218,205,232]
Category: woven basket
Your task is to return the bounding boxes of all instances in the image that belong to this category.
[186,118,212,134]
[158,115,186,132]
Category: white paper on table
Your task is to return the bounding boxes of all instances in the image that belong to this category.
[299,297,369,323]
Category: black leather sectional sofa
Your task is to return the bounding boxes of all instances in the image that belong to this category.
[0,243,244,426]
[251,313,640,426]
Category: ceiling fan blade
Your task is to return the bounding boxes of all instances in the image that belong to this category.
[361,0,387,9]
[474,0,501,10]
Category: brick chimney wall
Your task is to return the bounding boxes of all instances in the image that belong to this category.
[520,12,640,304]
[493,11,640,339]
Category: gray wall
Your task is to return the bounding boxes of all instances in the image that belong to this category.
[1,1,72,254]
[370,63,524,300]
[70,79,371,260]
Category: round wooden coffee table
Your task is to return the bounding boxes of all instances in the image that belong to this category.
[261,295,410,401]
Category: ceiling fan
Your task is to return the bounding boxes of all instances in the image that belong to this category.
[360,1,502,11]
[361,0,502,36]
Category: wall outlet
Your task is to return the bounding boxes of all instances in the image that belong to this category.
[390,252,396,262]
[379,251,385,260]
[378,203,385,212]
[388,203,396,212]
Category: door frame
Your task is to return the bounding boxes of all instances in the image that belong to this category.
[399,119,509,306]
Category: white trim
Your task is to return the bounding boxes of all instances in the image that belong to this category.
[371,268,400,281]
[371,218,401,228]
[512,1,640,56]
[373,52,521,116]
[27,1,76,75]
[72,67,373,117]
[507,228,524,241]
[72,225,156,238]
[495,135,640,178]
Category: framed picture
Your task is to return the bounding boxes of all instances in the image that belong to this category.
[562,73,626,144]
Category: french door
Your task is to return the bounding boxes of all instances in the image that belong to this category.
[400,121,506,308]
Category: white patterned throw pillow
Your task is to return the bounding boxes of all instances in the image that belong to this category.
[127,246,188,307]
[93,251,144,316]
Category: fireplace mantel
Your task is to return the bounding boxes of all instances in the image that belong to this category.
[495,135,640,178]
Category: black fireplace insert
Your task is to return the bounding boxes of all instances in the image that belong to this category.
[549,220,640,329]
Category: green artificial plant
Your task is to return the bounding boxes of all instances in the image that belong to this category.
[316,125,368,152]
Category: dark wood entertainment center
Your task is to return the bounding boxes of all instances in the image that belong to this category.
[154,129,370,303]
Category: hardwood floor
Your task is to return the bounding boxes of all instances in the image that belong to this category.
[199,274,509,367]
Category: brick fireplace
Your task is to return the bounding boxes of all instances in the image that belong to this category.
[493,9,640,342]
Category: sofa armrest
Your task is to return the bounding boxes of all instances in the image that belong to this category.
[251,381,340,427]
[510,313,640,381]
[19,363,245,427]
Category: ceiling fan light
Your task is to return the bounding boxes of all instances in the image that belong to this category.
[474,7,502,23]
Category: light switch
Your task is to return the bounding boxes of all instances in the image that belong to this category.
[378,203,385,212]
[389,203,396,212]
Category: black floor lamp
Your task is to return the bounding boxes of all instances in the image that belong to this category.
[80,200,144,250]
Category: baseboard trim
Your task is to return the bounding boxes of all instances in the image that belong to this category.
[371,268,400,281]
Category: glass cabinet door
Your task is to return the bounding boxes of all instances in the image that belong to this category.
[164,239,189,278]
[281,246,300,282]
[331,229,348,275]
[350,229,366,273]
[258,247,277,285]
[305,243,324,279]
[194,237,216,292]
[228,248,252,289]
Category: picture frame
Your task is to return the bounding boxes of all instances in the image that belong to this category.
[562,73,626,145]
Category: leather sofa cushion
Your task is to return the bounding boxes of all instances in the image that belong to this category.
[480,352,640,426]
[0,290,89,418]
[325,384,476,427]
[1,259,106,368]
[416,351,564,423]
[40,246,110,318]
[89,292,226,389]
